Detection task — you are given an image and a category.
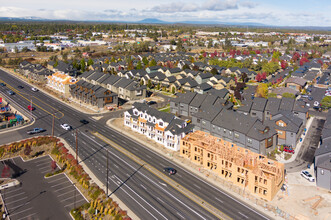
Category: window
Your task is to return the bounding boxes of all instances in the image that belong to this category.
[252,112,256,116]
[197,119,201,123]
[321,169,324,175]
[277,130,283,135]
[247,138,252,144]
[234,133,239,139]
[223,129,226,133]
[159,122,163,126]
[229,131,232,136]
[278,122,284,127]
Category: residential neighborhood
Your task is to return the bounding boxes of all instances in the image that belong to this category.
[0,16,331,220]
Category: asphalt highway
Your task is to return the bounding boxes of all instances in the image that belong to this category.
[0,69,271,220]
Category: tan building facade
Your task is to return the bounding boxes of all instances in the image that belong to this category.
[180,130,285,201]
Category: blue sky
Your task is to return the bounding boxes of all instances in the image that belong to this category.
[0,0,330,26]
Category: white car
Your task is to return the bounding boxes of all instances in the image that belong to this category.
[31,87,38,92]
[314,101,320,107]
[301,170,315,182]
[61,123,72,130]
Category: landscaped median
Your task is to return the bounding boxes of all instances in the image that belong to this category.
[0,136,131,220]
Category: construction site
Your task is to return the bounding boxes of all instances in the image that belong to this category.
[180,130,285,201]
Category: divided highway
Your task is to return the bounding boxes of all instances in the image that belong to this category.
[0,69,270,220]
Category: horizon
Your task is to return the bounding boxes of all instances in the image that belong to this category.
[0,0,330,27]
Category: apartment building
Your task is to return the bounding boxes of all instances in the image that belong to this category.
[124,102,194,151]
[180,130,285,201]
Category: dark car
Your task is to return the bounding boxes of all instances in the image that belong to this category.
[7,90,14,95]
[18,85,24,89]
[80,119,89,124]
[0,83,5,86]
[163,167,176,175]
[308,96,313,101]
[147,101,157,105]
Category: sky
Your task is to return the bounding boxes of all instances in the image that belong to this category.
[0,0,330,26]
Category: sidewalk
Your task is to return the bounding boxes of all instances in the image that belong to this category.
[107,118,285,220]
[276,116,314,164]
[58,137,140,220]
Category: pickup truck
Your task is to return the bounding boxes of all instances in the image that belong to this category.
[27,128,46,135]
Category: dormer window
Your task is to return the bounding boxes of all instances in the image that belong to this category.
[159,122,163,126]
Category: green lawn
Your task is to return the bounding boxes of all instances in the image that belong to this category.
[159,104,170,112]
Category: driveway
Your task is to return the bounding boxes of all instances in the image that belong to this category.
[285,118,325,173]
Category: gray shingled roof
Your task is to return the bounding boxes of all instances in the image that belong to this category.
[189,94,208,108]
[279,97,295,111]
[251,97,267,111]
[175,92,197,104]
[265,97,281,113]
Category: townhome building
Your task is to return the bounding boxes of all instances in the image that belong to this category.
[19,61,53,82]
[124,102,194,151]
[69,80,118,108]
[314,111,331,191]
[180,130,285,201]
[47,72,77,97]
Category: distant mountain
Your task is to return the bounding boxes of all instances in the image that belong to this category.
[0,16,49,21]
[137,18,167,24]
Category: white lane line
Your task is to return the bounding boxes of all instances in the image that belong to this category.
[238,212,249,219]
[17,213,37,220]
[114,164,119,169]
[46,176,66,183]
[177,212,185,219]
[36,161,51,167]
[83,134,208,220]
[57,189,76,197]
[146,155,152,159]
[82,141,87,145]
[8,207,33,217]
[8,202,30,211]
[64,198,86,208]
[193,184,201,189]
[177,174,182,177]
[159,182,167,187]
[140,184,147,190]
[51,182,65,188]
[5,192,25,200]
[133,147,138,151]
[4,188,22,195]
[61,194,77,202]
[215,197,223,203]
[55,185,73,192]
[113,176,166,219]
[157,197,165,203]
[6,197,28,205]
[122,140,127,144]
[102,129,106,132]
[159,163,165,167]
[38,166,51,171]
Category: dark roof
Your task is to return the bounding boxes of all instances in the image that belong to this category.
[315,138,331,157]
[265,97,281,114]
[251,97,267,111]
[266,111,303,133]
[315,154,331,170]
[237,101,253,113]
[279,97,295,111]
[207,88,229,99]
[175,92,197,104]
[189,94,208,108]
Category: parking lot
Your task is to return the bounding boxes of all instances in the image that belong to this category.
[0,156,88,220]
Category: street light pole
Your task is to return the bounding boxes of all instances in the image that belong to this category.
[52,113,55,137]
[106,149,109,197]
[75,129,78,161]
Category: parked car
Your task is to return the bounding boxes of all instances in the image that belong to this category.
[27,128,46,135]
[308,96,314,101]
[80,119,89,124]
[27,105,35,111]
[301,170,315,182]
[17,85,24,89]
[7,90,14,95]
[301,94,309,98]
[31,87,38,92]
[185,119,191,124]
[163,167,176,175]
[306,103,310,107]
[314,101,320,107]
[283,146,294,154]
[0,83,6,86]
[61,123,72,130]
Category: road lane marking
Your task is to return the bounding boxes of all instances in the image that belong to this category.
[177,212,185,219]
[8,207,33,217]
[146,155,151,159]
[5,192,25,200]
[215,197,223,203]
[55,185,72,192]
[140,184,147,190]
[238,212,249,219]
[6,197,28,205]
[17,213,37,220]
[193,184,201,189]
[57,189,76,197]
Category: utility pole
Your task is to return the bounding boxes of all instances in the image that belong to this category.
[75,129,78,161]
[106,149,109,197]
